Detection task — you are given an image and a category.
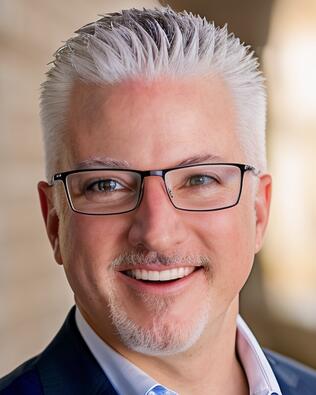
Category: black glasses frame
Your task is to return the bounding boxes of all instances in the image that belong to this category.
[50,163,259,216]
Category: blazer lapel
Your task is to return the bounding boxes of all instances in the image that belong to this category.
[37,307,118,395]
[264,349,316,395]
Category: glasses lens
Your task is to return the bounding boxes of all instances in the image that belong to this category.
[165,164,242,211]
[66,170,142,214]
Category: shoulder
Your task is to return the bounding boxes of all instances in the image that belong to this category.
[0,308,118,395]
[0,356,43,395]
[264,349,316,395]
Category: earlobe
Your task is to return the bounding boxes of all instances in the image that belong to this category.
[37,181,63,265]
[254,174,272,253]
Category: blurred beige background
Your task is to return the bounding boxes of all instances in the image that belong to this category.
[1,0,315,376]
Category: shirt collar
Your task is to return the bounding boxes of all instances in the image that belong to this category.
[236,316,282,395]
[75,307,282,395]
[75,308,176,395]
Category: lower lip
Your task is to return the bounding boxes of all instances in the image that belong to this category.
[116,268,204,295]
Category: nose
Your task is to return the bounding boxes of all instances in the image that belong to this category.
[127,176,188,252]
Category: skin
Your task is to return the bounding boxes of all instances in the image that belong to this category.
[38,75,272,395]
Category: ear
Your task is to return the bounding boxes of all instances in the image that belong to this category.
[38,181,63,265]
[254,174,272,253]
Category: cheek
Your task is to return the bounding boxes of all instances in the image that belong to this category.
[187,206,256,292]
[58,214,129,295]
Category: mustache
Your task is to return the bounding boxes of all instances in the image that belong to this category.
[112,250,211,269]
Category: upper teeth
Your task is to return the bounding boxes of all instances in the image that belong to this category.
[125,267,196,281]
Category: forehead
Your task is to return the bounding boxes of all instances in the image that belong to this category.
[64,75,242,170]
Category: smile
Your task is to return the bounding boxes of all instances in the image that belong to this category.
[117,265,204,294]
[123,266,196,282]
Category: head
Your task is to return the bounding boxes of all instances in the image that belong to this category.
[38,7,271,357]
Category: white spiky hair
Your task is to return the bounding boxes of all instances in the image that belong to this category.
[40,7,267,179]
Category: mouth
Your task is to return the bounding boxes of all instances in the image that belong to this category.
[123,266,198,282]
[117,266,204,293]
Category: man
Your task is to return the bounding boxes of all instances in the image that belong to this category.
[1,7,315,395]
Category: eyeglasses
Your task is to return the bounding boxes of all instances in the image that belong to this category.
[50,163,259,215]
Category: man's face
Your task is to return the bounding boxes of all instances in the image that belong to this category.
[40,75,271,356]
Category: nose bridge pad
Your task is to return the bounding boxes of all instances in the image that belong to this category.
[136,179,145,209]
[166,184,174,199]
[164,175,174,200]
[136,173,172,209]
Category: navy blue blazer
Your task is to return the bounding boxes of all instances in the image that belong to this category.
[1,307,316,395]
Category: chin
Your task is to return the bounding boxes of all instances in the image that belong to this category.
[108,294,211,356]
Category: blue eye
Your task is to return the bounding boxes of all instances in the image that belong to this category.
[87,179,123,192]
[188,175,217,186]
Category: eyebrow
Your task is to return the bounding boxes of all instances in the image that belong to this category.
[176,154,224,166]
[75,153,223,170]
[76,158,131,169]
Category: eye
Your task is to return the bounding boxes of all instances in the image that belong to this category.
[187,174,218,186]
[87,179,124,193]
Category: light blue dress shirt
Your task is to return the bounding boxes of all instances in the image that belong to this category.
[75,308,282,395]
